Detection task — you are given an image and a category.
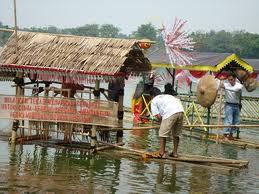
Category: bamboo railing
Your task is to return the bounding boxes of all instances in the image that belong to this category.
[178,93,259,122]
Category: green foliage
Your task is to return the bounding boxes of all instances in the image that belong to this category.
[191,30,259,58]
[61,24,100,37]
[0,22,12,46]
[131,23,158,41]
[99,24,120,38]
[1,20,259,58]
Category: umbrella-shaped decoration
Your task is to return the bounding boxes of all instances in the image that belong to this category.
[161,18,195,86]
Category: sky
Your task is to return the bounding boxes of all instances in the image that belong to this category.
[0,0,259,35]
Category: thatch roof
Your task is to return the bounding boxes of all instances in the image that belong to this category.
[149,48,258,73]
[0,31,151,81]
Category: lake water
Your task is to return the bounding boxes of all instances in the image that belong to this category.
[0,80,259,193]
[0,132,259,193]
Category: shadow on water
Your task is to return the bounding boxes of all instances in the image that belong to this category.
[0,142,123,193]
[0,82,258,193]
[0,132,258,193]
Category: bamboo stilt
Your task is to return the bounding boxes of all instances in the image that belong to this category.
[116,78,125,143]
[91,80,100,147]
[11,72,24,143]
[217,82,224,142]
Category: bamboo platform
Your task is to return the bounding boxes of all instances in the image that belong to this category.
[182,131,259,149]
[13,137,249,171]
[11,122,259,150]
[112,122,259,149]
[96,141,249,171]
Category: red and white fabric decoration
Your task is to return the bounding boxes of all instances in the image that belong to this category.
[161,18,196,85]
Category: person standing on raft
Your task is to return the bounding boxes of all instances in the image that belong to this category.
[150,89,184,158]
[220,73,243,140]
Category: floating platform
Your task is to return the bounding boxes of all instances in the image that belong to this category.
[2,135,249,172]
[182,130,259,149]
[96,141,249,172]
[114,124,259,149]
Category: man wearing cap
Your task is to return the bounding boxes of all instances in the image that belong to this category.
[150,90,184,158]
[221,73,243,140]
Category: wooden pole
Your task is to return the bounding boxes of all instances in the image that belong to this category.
[116,78,125,143]
[43,83,51,140]
[11,72,23,143]
[10,0,20,144]
[217,82,224,142]
[94,142,125,152]
[13,0,18,54]
[183,124,259,128]
[91,80,100,147]
[96,124,259,132]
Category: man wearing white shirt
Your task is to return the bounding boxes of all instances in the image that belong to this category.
[221,73,243,140]
[151,91,184,158]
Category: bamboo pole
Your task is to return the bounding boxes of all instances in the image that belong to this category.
[13,0,18,54]
[14,123,259,134]
[94,142,125,152]
[96,124,259,132]
[182,132,248,149]
[217,83,224,142]
[10,0,20,144]
[11,72,24,143]
[91,80,100,147]
[43,84,51,140]
[116,78,125,143]
[183,124,259,129]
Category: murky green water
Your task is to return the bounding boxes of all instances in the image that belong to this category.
[0,81,259,193]
[0,128,259,194]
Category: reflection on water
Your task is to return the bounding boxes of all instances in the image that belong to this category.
[0,82,259,193]
[0,131,258,193]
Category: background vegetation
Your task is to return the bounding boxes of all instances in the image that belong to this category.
[1,21,259,58]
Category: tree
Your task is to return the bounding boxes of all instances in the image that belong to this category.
[0,21,12,46]
[131,23,158,41]
[65,24,100,37]
[99,24,120,38]
[46,26,59,34]
[191,30,259,58]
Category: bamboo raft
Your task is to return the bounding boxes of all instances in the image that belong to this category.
[17,138,249,172]
[106,124,259,149]
[182,131,259,149]
[96,141,249,172]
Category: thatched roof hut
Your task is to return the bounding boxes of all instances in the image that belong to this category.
[149,49,258,74]
[0,31,151,82]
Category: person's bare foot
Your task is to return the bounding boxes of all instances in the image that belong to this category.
[169,152,178,158]
[223,134,229,141]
